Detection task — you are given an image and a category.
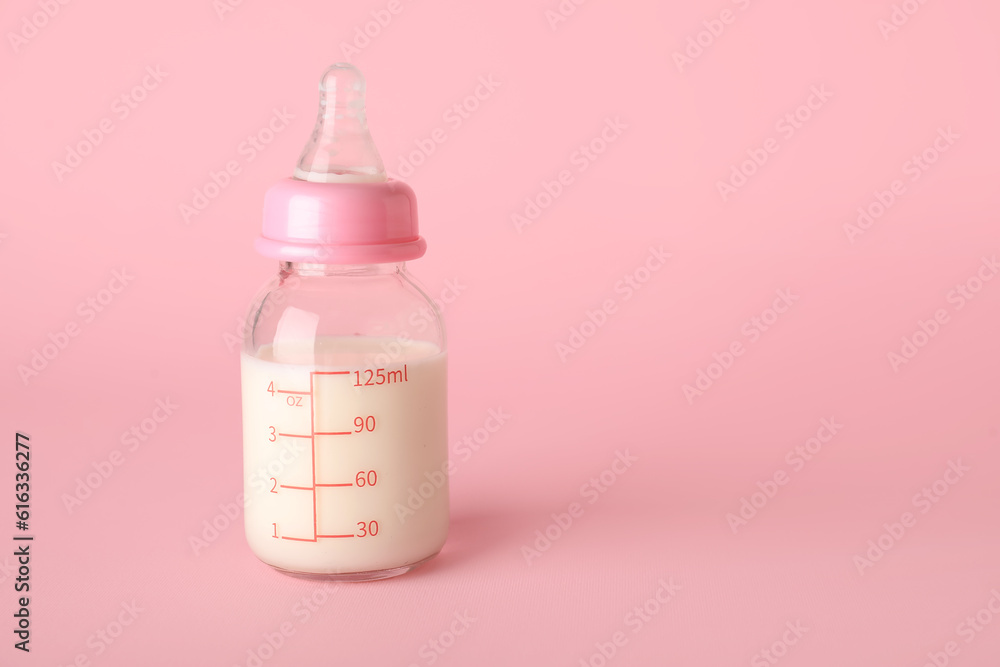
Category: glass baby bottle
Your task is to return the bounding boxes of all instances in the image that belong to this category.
[240,64,448,581]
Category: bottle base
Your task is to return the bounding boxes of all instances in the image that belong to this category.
[266,550,440,582]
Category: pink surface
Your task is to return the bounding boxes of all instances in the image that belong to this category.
[1,0,999,665]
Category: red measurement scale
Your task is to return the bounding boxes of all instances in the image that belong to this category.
[265,366,408,543]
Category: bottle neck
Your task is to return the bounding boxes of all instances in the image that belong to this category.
[280,262,405,277]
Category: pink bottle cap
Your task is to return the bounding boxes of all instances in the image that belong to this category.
[255,64,425,264]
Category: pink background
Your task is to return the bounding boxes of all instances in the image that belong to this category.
[2,0,1000,665]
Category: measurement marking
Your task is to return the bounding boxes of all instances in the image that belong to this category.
[313,371,350,375]
[278,433,312,439]
[315,431,352,436]
[276,390,311,395]
[310,373,318,541]
[317,534,355,539]
[280,485,313,490]
[316,483,353,487]
[281,536,317,542]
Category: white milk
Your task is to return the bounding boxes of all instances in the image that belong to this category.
[241,336,448,577]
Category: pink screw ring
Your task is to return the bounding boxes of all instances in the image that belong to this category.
[255,178,426,264]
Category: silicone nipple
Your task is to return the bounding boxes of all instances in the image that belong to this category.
[293,63,387,183]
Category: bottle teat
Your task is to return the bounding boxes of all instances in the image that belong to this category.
[293,63,387,183]
[258,64,425,265]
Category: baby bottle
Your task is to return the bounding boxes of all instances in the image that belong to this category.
[239,64,448,581]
